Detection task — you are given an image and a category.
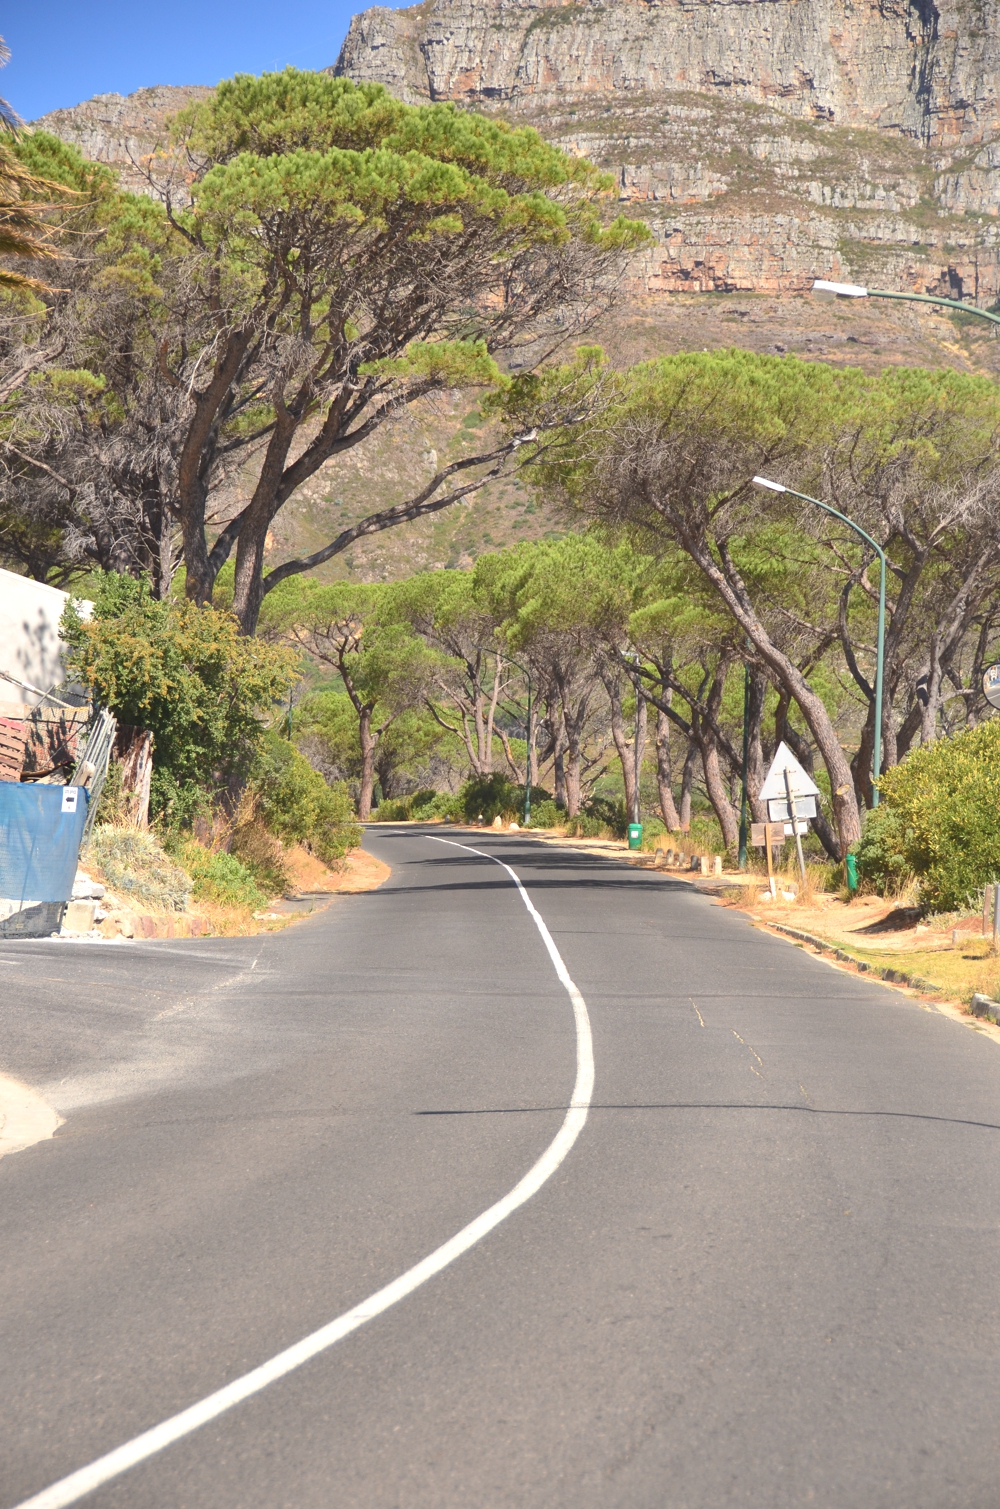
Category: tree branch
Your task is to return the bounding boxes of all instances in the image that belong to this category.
[261,439,532,595]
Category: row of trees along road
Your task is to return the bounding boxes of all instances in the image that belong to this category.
[2,71,999,859]
[0,69,647,628]
[257,372,1000,850]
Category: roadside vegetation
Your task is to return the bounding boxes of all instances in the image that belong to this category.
[1,68,999,946]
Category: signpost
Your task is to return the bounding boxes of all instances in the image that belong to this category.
[752,742,821,889]
[983,663,1000,711]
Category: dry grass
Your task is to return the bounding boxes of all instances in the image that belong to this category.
[723,881,1000,1004]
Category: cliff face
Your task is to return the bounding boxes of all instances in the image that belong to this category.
[335,0,1000,147]
[31,3,1000,301]
[33,86,212,195]
[334,0,1000,297]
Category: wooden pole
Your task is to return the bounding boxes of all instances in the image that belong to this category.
[765,823,777,897]
[784,767,808,885]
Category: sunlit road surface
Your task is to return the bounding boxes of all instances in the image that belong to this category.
[3,827,1000,1509]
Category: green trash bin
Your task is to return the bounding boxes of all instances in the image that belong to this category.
[627,822,643,850]
[845,854,859,893]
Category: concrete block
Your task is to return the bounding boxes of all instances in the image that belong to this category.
[61,899,97,933]
[971,993,1000,1026]
[713,855,723,876]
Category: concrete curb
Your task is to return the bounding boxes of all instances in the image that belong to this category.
[760,920,942,995]
[971,992,1000,1025]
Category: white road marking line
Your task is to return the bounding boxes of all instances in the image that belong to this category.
[14,835,594,1509]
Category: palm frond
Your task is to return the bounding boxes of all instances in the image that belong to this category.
[0,94,21,133]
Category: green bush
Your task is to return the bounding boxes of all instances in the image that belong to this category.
[175,841,267,910]
[229,804,291,896]
[868,720,1000,912]
[84,826,192,912]
[639,816,668,851]
[458,774,550,825]
[530,799,563,829]
[583,795,628,838]
[249,731,361,865]
[372,796,413,822]
[62,573,295,822]
[688,813,726,856]
[371,788,464,823]
[855,803,913,897]
[459,773,520,824]
[564,812,612,838]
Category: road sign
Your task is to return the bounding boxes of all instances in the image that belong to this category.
[984,663,1000,711]
[760,742,820,822]
[760,741,818,884]
[765,794,817,822]
[751,820,809,844]
[759,742,820,802]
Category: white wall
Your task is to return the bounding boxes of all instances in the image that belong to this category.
[0,568,93,709]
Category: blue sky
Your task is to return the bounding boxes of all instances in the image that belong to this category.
[2,1,398,122]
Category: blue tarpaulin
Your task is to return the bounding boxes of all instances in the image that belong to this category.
[0,783,90,904]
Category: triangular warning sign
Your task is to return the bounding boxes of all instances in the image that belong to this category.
[759,741,821,802]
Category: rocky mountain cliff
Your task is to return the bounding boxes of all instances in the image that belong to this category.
[34,85,213,195]
[29,6,1000,582]
[334,0,1000,299]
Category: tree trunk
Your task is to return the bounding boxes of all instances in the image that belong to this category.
[117,726,154,829]
[556,671,591,819]
[564,721,584,817]
[746,667,768,822]
[601,664,646,819]
[679,740,696,831]
[688,540,861,856]
[231,515,269,634]
[562,699,589,818]
[692,661,738,849]
[655,707,681,830]
[546,699,568,808]
[699,734,739,850]
[357,706,377,821]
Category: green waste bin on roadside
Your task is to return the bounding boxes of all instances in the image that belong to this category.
[845,854,859,893]
[627,822,643,851]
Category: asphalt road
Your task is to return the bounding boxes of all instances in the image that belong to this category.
[3,826,1000,1509]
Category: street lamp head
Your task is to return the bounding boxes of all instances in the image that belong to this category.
[812,279,869,300]
[752,475,787,493]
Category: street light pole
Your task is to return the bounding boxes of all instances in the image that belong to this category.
[632,685,641,828]
[812,279,1000,332]
[752,476,887,807]
[738,660,751,868]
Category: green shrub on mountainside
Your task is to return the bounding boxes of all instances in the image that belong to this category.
[858,720,1000,912]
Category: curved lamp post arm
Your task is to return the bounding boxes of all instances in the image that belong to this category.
[813,279,1000,331]
[752,476,887,807]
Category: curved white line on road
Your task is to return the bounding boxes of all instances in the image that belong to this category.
[14,837,594,1509]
